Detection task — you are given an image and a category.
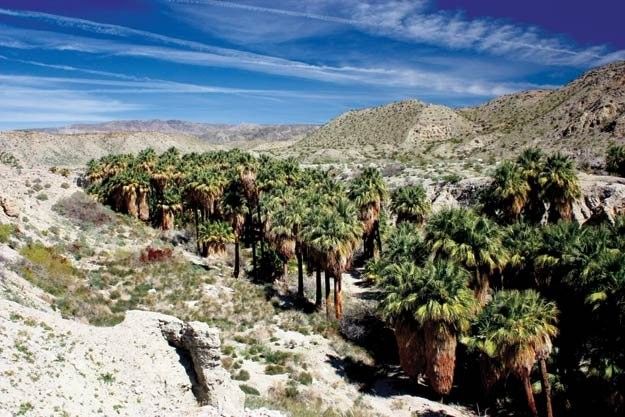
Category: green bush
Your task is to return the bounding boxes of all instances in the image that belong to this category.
[0,151,21,168]
[239,384,260,396]
[264,364,286,375]
[233,369,250,381]
[0,223,15,243]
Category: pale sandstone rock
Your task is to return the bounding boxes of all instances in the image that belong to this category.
[0,196,19,217]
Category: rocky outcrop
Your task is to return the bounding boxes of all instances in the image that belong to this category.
[0,196,19,217]
[159,317,244,415]
[428,174,625,224]
[574,174,625,223]
[0,301,247,417]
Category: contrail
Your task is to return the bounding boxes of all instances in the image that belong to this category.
[166,0,361,25]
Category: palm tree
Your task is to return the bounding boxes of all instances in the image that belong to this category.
[185,170,227,254]
[380,260,477,395]
[539,153,581,222]
[606,144,625,177]
[517,148,546,223]
[364,223,428,283]
[466,290,558,417]
[426,208,509,305]
[487,161,530,222]
[263,192,297,283]
[302,198,362,319]
[221,180,247,277]
[104,168,150,220]
[350,167,388,259]
[197,220,235,257]
[239,164,260,278]
[390,184,431,225]
[159,188,182,230]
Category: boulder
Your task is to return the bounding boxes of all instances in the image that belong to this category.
[0,196,19,217]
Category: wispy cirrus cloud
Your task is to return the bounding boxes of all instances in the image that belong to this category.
[0,23,542,97]
[165,0,620,67]
[0,82,139,124]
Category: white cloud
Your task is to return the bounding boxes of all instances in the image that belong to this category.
[0,83,139,124]
[164,0,620,67]
[0,25,543,97]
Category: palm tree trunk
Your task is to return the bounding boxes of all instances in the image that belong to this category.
[194,208,200,255]
[252,240,257,280]
[233,238,240,278]
[248,206,258,280]
[375,220,382,256]
[539,358,554,417]
[337,276,343,319]
[325,270,331,318]
[315,269,322,308]
[297,246,304,299]
[475,269,490,306]
[521,371,539,417]
[257,204,265,258]
[333,278,339,320]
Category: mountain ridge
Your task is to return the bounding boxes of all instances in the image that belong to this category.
[26,120,318,143]
[295,61,625,165]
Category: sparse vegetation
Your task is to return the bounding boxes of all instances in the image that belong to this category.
[0,223,16,243]
[0,151,21,168]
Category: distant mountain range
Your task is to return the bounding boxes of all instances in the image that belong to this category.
[4,61,624,169]
[36,120,318,143]
[296,61,625,166]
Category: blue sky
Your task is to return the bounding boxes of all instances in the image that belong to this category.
[0,0,623,129]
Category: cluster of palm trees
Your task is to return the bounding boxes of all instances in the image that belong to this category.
[86,147,624,416]
[373,149,624,417]
[86,147,387,320]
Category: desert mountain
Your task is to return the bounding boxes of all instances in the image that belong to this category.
[296,61,625,166]
[38,120,317,143]
[0,131,214,167]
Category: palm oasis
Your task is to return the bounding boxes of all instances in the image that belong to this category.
[81,146,625,417]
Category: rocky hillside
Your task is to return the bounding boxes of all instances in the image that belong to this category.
[38,120,317,143]
[295,61,625,166]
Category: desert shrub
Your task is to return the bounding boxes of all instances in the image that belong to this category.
[50,166,71,177]
[61,182,70,189]
[441,173,462,184]
[139,246,173,263]
[221,357,234,370]
[35,193,48,201]
[52,191,115,228]
[233,369,251,381]
[0,223,16,243]
[264,349,291,365]
[239,384,260,396]
[19,243,122,325]
[293,371,313,385]
[20,243,77,294]
[264,364,287,375]
[0,151,21,168]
